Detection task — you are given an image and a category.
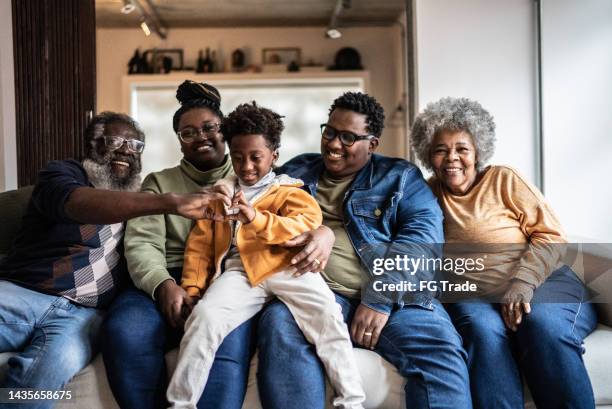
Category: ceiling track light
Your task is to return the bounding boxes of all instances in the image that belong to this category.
[140,19,151,36]
[120,0,135,14]
[325,28,342,39]
[326,0,350,39]
[126,0,167,39]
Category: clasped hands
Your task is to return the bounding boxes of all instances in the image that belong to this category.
[216,188,256,224]
[500,279,534,331]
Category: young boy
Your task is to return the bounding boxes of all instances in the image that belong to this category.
[166,102,365,409]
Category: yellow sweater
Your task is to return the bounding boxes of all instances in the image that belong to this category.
[181,175,322,297]
[430,166,566,294]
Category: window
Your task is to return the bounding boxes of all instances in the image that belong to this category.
[126,73,367,177]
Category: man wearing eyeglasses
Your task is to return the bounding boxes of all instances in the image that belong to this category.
[0,111,228,409]
[256,92,472,409]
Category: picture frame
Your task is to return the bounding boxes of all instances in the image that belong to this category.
[143,48,184,73]
[262,47,302,65]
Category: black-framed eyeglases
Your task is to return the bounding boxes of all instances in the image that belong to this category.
[320,124,374,147]
[177,123,221,143]
[97,136,145,153]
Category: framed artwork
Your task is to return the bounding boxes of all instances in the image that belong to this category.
[262,47,302,65]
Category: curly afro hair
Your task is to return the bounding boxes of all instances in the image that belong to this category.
[173,80,223,132]
[410,97,496,171]
[329,92,385,138]
[221,102,284,151]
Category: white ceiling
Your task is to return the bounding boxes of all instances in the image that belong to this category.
[96,0,406,28]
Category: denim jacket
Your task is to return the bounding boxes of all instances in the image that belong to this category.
[278,153,444,314]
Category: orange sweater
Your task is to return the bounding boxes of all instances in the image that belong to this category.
[430,166,566,294]
[181,175,322,297]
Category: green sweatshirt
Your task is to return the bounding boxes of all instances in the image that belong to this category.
[124,156,233,298]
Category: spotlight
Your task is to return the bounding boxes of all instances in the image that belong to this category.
[120,0,136,14]
[325,28,342,39]
[140,20,151,36]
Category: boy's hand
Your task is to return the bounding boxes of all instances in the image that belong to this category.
[226,191,255,224]
[181,296,198,322]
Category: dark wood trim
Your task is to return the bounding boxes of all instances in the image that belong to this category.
[12,0,96,186]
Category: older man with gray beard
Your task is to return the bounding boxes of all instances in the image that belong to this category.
[0,112,229,409]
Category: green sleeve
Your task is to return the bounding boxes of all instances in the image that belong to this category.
[124,174,173,299]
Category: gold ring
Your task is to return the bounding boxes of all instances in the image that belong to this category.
[364,332,373,336]
[313,258,321,265]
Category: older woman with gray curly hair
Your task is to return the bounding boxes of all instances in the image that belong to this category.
[411,97,597,409]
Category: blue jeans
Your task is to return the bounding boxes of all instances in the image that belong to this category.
[0,280,103,409]
[445,266,598,409]
[101,272,256,409]
[257,293,472,409]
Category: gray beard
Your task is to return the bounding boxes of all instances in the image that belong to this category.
[82,158,142,192]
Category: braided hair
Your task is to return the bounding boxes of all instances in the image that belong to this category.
[172,80,223,132]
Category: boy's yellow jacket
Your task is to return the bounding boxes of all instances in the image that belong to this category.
[181,174,322,297]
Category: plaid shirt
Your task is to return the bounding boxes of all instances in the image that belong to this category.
[0,160,125,308]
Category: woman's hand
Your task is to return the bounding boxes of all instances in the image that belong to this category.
[501,280,534,331]
[155,279,194,330]
[351,304,389,350]
[279,225,335,276]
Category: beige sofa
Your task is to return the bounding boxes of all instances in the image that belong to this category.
[1,186,611,408]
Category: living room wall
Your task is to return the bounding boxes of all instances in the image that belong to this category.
[96,25,407,159]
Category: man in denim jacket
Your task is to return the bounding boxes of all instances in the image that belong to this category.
[256,92,472,409]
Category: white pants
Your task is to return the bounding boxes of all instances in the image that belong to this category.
[166,266,366,409]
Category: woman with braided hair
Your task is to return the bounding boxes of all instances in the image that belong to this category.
[100,80,256,409]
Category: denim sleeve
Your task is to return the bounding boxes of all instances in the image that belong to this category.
[31,160,89,223]
[361,301,393,315]
[362,167,444,308]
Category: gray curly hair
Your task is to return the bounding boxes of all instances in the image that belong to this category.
[410,97,496,171]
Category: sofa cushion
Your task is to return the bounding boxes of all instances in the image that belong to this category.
[2,325,611,408]
[0,353,118,409]
[167,347,408,409]
[584,325,612,405]
[0,186,33,256]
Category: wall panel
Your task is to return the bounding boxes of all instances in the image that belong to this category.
[12,0,96,186]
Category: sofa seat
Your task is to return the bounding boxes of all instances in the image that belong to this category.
[1,324,611,409]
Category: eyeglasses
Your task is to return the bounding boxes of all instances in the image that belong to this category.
[320,124,375,147]
[177,123,221,143]
[96,136,145,153]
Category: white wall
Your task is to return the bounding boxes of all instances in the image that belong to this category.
[0,0,17,192]
[414,0,537,183]
[96,26,406,158]
[541,0,612,242]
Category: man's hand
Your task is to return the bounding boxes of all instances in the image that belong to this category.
[279,225,335,276]
[155,279,194,329]
[501,280,534,331]
[351,304,389,350]
[170,191,231,221]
